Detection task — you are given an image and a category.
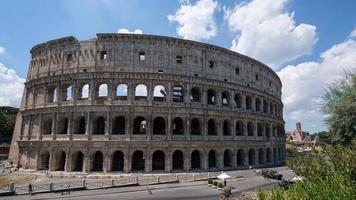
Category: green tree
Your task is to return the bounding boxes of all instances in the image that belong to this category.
[322,72,356,146]
[0,106,19,143]
[257,143,356,200]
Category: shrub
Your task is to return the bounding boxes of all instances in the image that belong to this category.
[217,182,224,188]
[208,179,213,184]
[212,181,218,186]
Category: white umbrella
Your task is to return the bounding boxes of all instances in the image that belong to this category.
[217,173,231,181]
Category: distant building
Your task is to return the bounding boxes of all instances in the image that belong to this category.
[286,122,311,142]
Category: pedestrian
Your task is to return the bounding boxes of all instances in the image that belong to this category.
[28,183,33,195]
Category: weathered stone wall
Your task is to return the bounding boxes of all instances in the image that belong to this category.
[9,34,285,173]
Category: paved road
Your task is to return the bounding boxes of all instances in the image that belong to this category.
[9,166,295,200]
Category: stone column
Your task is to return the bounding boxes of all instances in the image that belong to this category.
[51,113,57,140]
[89,79,95,101]
[106,112,111,138]
[202,154,208,170]
[145,153,152,172]
[38,113,43,140]
[165,154,172,173]
[86,112,92,140]
[48,149,55,171]
[217,152,223,169]
[124,151,130,173]
[167,115,172,140]
[184,154,190,171]
[68,112,73,140]
[64,150,71,172]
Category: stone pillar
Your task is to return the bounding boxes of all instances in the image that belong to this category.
[48,149,55,171]
[241,93,246,110]
[186,116,191,140]
[38,113,43,140]
[145,153,152,172]
[51,113,57,140]
[106,112,111,137]
[184,154,190,171]
[72,80,77,104]
[254,120,258,137]
[147,115,152,141]
[64,151,71,172]
[167,115,172,140]
[89,79,95,100]
[124,151,130,173]
[83,154,90,173]
[86,112,91,140]
[103,155,109,173]
[68,112,73,140]
[217,152,223,169]
[165,155,172,173]
[126,115,131,140]
[202,154,208,170]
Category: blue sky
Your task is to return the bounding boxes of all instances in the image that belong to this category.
[0,0,355,133]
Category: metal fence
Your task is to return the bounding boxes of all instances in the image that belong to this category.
[0,171,219,196]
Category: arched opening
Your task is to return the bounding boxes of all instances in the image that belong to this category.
[92,151,103,172]
[112,151,124,172]
[42,117,52,135]
[172,150,184,170]
[246,95,252,110]
[257,123,263,137]
[116,84,128,100]
[190,87,200,102]
[191,150,201,169]
[152,150,165,171]
[208,150,217,168]
[98,84,108,98]
[247,121,254,136]
[236,149,245,167]
[112,116,125,135]
[263,100,268,113]
[132,151,145,171]
[273,148,277,162]
[133,116,146,134]
[72,151,83,172]
[255,98,261,112]
[93,116,105,135]
[75,116,86,134]
[207,89,216,105]
[191,118,201,135]
[39,151,50,170]
[135,84,147,100]
[222,91,230,106]
[248,149,256,166]
[224,150,232,168]
[236,120,244,136]
[58,117,68,134]
[234,93,242,108]
[172,117,184,135]
[57,151,66,171]
[153,85,166,101]
[265,124,271,138]
[153,117,166,135]
[65,86,72,101]
[266,148,272,163]
[258,148,265,164]
[208,119,217,136]
[172,85,184,102]
[48,87,58,103]
[81,84,89,99]
[270,102,274,115]
[223,120,231,136]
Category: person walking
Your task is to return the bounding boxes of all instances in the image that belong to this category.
[28,183,33,195]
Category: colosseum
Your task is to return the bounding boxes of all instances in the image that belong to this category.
[9,33,285,173]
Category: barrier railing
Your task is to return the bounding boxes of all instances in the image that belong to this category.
[0,171,219,196]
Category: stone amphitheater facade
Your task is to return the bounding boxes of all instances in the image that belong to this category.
[9,34,285,173]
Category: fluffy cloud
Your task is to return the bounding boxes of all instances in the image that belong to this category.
[117,28,143,34]
[349,28,356,38]
[224,0,317,69]
[168,0,218,41]
[277,31,356,132]
[0,46,5,54]
[0,63,25,107]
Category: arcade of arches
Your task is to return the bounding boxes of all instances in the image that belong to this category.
[36,146,285,173]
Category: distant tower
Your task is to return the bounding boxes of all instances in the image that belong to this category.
[296,122,302,131]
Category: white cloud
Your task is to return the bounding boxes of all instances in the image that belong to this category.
[168,0,218,41]
[277,31,356,132]
[349,28,356,38]
[117,28,143,34]
[0,63,25,107]
[0,46,5,54]
[224,0,317,69]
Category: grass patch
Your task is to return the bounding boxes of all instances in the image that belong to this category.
[0,176,35,187]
